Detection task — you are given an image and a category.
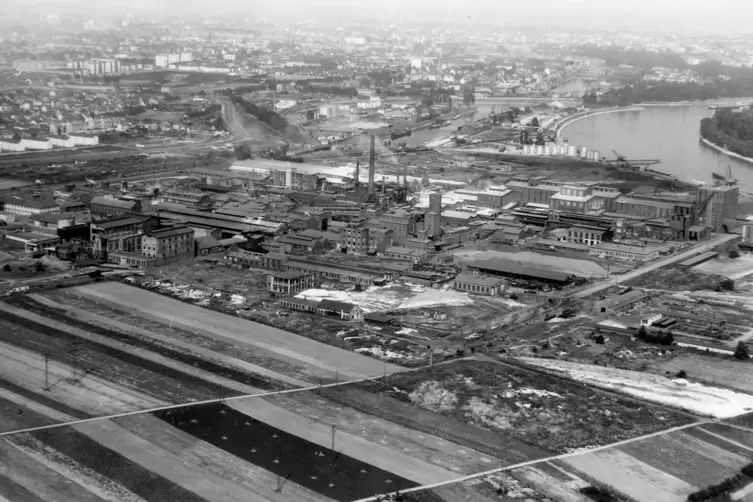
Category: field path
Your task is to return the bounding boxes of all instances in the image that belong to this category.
[227,398,459,485]
[0,340,165,415]
[273,392,499,475]
[30,293,310,388]
[0,299,264,396]
[696,427,753,452]
[74,419,272,502]
[115,414,333,502]
[0,438,108,502]
[77,283,405,380]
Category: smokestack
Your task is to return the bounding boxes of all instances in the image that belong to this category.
[368,134,375,195]
[382,176,386,195]
[355,160,359,187]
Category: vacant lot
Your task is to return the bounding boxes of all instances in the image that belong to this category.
[694,255,753,280]
[74,282,405,380]
[519,357,753,418]
[344,359,692,454]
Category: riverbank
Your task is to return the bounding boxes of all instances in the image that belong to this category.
[700,137,753,165]
[555,107,644,139]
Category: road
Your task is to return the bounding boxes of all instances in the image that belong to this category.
[573,233,740,299]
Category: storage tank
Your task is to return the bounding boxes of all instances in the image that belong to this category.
[550,145,558,156]
[580,147,589,159]
[523,145,531,154]
[536,145,544,155]
[743,224,753,243]
[567,145,577,156]
[559,144,567,155]
[592,150,600,161]
[544,145,552,155]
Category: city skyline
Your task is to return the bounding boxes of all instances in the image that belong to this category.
[2,0,752,34]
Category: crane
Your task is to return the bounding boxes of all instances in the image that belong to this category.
[612,150,660,165]
[610,150,661,168]
[695,185,723,228]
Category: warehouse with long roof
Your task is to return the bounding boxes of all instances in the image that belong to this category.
[466,259,579,285]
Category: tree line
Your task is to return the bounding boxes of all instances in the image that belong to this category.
[583,78,753,106]
[700,108,753,159]
[229,96,289,133]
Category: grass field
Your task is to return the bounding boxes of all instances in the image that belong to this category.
[564,448,696,502]
[616,430,746,486]
[74,282,405,380]
[40,291,314,384]
[649,353,753,395]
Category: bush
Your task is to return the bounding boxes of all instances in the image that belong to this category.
[729,250,741,259]
[34,261,45,272]
[676,369,687,378]
[2,264,11,272]
[735,341,750,360]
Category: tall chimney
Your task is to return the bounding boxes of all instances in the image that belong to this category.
[382,176,386,194]
[367,134,375,195]
[355,160,360,187]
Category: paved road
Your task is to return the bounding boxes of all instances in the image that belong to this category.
[573,233,740,299]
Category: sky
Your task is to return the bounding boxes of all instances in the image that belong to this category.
[5,0,752,34]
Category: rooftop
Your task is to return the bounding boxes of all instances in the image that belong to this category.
[468,259,576,281]
[454,273,505,287]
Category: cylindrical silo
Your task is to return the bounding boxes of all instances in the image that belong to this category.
[580,147,589,159]
[743,224,753,243]
[567,145,577,156]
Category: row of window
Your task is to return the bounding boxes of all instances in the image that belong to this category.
[455,282,495,294]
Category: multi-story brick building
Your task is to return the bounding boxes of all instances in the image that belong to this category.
[142,225,194,265]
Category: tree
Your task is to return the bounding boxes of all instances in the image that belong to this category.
[637,325,647,339]
[2,264,11,272]
[34,261,45,273]
[729,249,741,259]
[234,142,252,160]
[735,341,750,360]
[530,117,540,128]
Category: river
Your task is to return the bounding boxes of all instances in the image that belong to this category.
[561,103,753,193]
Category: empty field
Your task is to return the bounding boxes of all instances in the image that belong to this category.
[75,282,405,380]
[650,353,753,395]
[39,291,314,384]
[564,449,696,502]
[617,430,745,486]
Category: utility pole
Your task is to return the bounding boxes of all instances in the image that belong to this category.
[331,424,336,450]
[44,354,50,391]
